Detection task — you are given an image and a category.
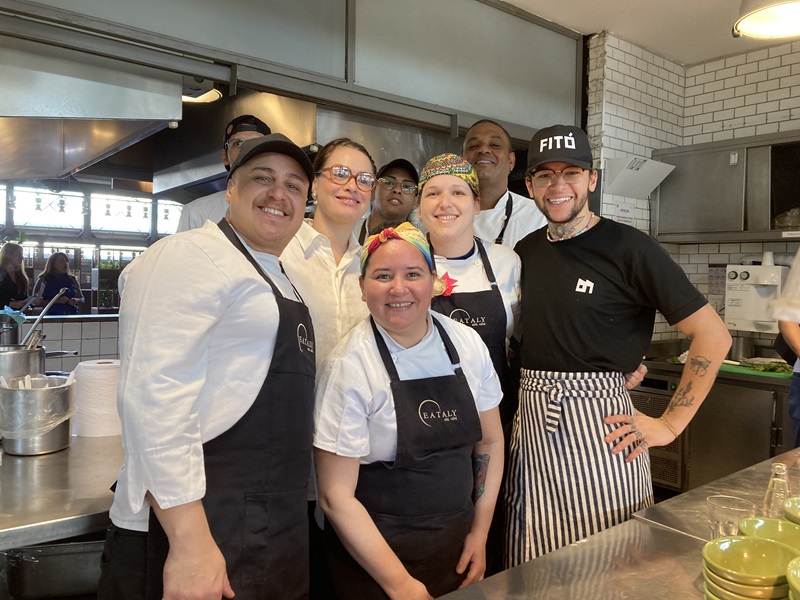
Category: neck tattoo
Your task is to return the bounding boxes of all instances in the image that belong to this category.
[547,213,595,242]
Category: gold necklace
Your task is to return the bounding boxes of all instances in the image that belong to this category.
[546,213,595,242]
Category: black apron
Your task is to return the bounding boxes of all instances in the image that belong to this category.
[325,317,482,599]
[430,238,515,426]
[144,219,316,600]
[494,193,513,245]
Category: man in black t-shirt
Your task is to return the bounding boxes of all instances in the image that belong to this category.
[505,125,731,566]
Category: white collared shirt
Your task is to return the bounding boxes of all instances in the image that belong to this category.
[110,221,300,531]
[175,190,229,233]
[281,220,369,368]
[314,313,501,463]
[472,190,547,249]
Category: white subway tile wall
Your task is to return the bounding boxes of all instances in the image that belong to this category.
[19,319,119,373]
[588,32,800,342]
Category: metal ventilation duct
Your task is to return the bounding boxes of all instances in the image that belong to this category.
[0,34,182,181]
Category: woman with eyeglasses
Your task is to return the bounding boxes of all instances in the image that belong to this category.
[280,137,377,598]
[314,223,503,600]
[281,137,376,365]
[0,242,30,310]
[357,159,420,244]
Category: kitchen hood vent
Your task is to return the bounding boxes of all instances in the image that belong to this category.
[603,155,675,199]
[0,34,181,181]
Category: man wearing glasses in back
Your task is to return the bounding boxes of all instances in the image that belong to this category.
[356,158,420,243]
[176,115,271,232]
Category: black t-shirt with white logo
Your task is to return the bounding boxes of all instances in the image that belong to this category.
[515,219,706,372]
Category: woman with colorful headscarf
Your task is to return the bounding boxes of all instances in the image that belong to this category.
[314,223,504,600]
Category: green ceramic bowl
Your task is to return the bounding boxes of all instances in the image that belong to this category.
[703,536,799,586]
[787,555,800,595]
[704,564,790,598]
[739,516,800,552]
[703,582,725,600]
[784,498,800,526]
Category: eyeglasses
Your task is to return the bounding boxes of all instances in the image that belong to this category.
[318,164,377,192]
[378,177,418,195]
[224,138,248,151]
[529,167,586,188]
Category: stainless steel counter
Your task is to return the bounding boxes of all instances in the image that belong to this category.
[441,448,800,599]
[0,435,122,550]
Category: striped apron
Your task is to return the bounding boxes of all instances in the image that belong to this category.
[505,369,653,567]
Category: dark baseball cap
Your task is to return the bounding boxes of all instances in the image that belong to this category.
[526,125,593,173]
[377,159,419,184]
[227,134,315,184]
[223,115,271,146]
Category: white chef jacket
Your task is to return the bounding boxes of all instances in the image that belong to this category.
[281,220,369,367]
[110,220,300,532]
[473,190,547,249]
[314,312,502,464]
[175,190,229,233]
[433,241,521,340]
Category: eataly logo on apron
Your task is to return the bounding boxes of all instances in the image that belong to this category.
[418,399,458,427]
[448,309,487,328]
[296,324,314,354]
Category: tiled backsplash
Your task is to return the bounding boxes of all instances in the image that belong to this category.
[589,32,800,345]
[19,317,119,372]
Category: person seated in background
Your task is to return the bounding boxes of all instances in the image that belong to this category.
[357,159,420,243]
[315,223,504,600]
[176,114,271,232]
[33,252,84,315]
[0,242,29,310]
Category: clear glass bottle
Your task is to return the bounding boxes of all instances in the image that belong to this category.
[763,462,791,519]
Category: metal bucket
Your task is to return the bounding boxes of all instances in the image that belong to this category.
[0,314,21,345]
[0,375,73,456]
[0,345,45,379]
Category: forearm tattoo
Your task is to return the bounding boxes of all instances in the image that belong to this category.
[667,380,695,413]
[473,453,490,501]
[689,355,711,376]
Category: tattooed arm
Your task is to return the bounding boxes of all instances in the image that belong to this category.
[605,304,730,462]
[456,407,503,588]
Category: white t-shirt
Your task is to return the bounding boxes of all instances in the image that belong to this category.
[314,313,502,464]
[110,220,300,531]
[176,190,229,233]
[432,240,521,340]
[473,190,546,249]
[281,220,369,367]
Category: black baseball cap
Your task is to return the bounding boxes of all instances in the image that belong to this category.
[377,159,419,184]
[227,134,315,184]
[223,115,271,146]
[526,125,593,173]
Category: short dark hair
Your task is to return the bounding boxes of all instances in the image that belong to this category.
[464,119,514,151]
[313,138,377,176]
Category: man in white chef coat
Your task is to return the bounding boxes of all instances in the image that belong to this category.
[463,119,546,249]
[176,114,271,232]
[506,124,731,566]
[98,134,317,600]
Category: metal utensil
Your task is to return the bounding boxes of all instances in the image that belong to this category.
[20,288,67,347]
[25,329,42,351]
[18,295,39,313]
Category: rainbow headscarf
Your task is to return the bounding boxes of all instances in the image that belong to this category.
[417,153,480,197]
[360,222,433,274]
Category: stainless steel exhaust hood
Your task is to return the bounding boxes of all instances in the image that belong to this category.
[0,34,181,181]
[152,89,317,196]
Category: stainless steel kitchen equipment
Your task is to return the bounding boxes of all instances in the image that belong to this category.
[725,263,789,334]
[0,315,19,345]
[20,287,67,347]
[0,375,74,456]
[0,345,45,380]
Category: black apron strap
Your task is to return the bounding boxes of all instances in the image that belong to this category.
[494,193,513,245]
[369,316,461,383]
[474,238,498,287]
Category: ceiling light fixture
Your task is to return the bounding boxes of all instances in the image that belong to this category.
[182,88,223,104]
[733,0,800,38]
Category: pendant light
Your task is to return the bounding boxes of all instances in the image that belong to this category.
[733,0,800,38]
